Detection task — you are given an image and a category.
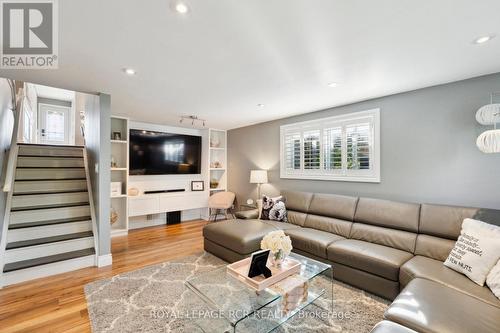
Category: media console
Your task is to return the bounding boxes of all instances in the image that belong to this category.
[128,191,208,217]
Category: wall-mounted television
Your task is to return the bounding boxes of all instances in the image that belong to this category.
[129,129,202,175]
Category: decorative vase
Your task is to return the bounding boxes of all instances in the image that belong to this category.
[271,249,286,268]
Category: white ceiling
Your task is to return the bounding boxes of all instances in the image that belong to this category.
[1,0,500,129]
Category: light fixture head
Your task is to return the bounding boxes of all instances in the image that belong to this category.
[476,104,500,125]
[171,1,190,14]
[477,129,500,153]
[257,104,265,107]
[123,68,136,76]
[327,82,339,88]
[473,35,495,44]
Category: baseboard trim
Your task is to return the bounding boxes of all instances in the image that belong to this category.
[97,254,112,267]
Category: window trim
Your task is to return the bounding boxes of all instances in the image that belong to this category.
[280,109,380,183]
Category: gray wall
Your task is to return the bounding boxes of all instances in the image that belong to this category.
[228,72,500,210]
[84,93,111,256]
[0,79,14,239]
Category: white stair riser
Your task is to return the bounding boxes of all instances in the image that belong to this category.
[1,255,95,287]
[14,180,87,194]
[12,192,89,209]
[5,237,94,264]
[10,206,91,224]
[17,156,84,168]
[7,221,93,243]
[16,168,86,180]
[18,146,83,157]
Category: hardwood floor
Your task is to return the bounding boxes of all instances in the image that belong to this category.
[0,220,208,333]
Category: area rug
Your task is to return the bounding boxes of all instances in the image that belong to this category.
[85,252,389,332]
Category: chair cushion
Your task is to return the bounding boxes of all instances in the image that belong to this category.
[370,321,418,333]
[327,240,413,281]
[203,219,275,255]
[385,278,500,333]
[285,228,344,259]
[400,255,500,308]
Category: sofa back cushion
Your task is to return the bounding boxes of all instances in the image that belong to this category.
[419,204,496,239]
[287,211,308,226]
[308,193,358,221]
[349,223,417,252]
[354,197,420,232]
[282,190,313,213]
[414,234,456,261]
[304,215,352,237]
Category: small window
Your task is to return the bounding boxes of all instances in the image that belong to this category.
[280,109,380,182]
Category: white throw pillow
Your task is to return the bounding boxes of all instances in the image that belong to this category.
[444,218,500,286]
[486,260,500,300]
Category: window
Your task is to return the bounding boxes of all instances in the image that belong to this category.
[280,109,380,182]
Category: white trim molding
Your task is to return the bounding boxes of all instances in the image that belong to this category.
[280,109,381,183]
[97,254,113,267]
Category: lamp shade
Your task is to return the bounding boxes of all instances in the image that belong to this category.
[476,104,500,125]
[476,129,500,153]
[250,170,268,184]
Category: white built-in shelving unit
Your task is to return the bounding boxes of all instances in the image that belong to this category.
[208,129,227,196]
[110,116,129,237]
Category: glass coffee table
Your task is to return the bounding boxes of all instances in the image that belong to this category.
[185,252,332,333]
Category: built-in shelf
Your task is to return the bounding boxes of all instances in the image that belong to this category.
[111,116,129,237]
[209,147,225,150]
[210,168,226,171]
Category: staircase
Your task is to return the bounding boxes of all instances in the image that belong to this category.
[0,144,98,287]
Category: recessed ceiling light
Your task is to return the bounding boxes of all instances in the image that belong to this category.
[257,104,265,107]
[123,68,136,76]
[171,1,190,14]
[473,35,495,44]
[327,82,339,88]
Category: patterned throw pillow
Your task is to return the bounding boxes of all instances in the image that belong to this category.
[261,195,287,222]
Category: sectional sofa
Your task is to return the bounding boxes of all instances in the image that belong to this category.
[203,190,500,333]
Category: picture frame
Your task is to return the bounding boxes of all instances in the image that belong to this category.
[247,249,271,278]
[191,180,204,191]
[113,132,122,140]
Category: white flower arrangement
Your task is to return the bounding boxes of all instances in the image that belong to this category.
[261,230,292,257]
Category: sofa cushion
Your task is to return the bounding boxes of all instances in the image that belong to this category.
[260,220,301,231]
[281,190,313,213]
[419,204,482,239]
[370,321,418,333]
[203,219,275,255]
[304,214,352,237]
[400,255,500,308]
[285,228,344,259]
[414,234,456,261]
[354,197,420,232]
[307,193,358,221]
[385,278,500,333]
[287,210,308,226]
[349,223,417,253]
[327,239,413,281]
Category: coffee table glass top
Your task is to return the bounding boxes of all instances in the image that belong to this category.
[185,252,331,330]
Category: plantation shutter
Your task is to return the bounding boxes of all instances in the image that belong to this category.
[284,132,301,170]
[303,130,321,169]
[323,127,342,170]
[346,123,371,170]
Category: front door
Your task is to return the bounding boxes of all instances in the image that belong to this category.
[38,103,71,145]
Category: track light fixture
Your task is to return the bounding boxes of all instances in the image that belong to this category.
[179,115,206,127]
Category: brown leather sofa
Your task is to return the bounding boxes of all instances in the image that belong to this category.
[203,190,500,333]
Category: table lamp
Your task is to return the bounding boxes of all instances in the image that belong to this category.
[250,170,268,199]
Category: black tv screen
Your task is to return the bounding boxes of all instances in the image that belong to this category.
[129,129,202,175]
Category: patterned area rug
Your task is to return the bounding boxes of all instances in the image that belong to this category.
[85,252,389,332]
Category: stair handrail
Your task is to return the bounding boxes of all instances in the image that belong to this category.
[82,147,100,265]
[2,80,23,193]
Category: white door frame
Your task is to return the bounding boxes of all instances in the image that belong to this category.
[38,103,72,145]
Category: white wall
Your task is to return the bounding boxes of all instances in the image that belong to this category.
[0,79,14,239]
